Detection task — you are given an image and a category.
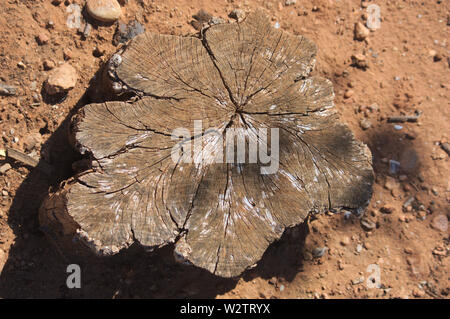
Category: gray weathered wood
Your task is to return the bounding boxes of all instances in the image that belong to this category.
[39,10,374,278]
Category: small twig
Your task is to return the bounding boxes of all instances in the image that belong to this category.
[6,147,39,167]
[6,147,53,175]
[387,115,419,123]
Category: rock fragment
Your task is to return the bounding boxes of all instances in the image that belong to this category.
[66,4,83,29]
[380,205,396,214]
[351,53,369,69]
[344,89,354,99]
[360,118,372,130]
[431,215,448,232]
[354,22,370,41]
[36,33,49,45]
[113,20,145,45]
[312,247,327,258]
[44,63,78,95]
[229,9,245,22]
[361,218,376,231]
[43,59,56,70]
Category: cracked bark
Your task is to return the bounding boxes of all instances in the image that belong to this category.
[39,10,374,278]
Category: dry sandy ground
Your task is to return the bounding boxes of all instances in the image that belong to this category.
[0,0,448,298]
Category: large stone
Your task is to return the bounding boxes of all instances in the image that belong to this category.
[44,63,78,95]
[86,0,122,23]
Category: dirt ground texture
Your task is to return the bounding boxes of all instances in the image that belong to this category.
[0,0,448,299]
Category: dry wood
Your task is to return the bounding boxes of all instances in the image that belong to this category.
[6,147,39,167]
[39,11,374,277]
[387,115,419,123]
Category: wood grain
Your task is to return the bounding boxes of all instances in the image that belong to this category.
[40,10,374,277]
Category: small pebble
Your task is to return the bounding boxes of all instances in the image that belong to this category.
[389,159,401,174]
[229,9,245,22]
[431,215,448,232]
[46,20,55,29]
[36,33,49,45]
[43,59,56,70]
[63,49,73,61]
[360,118,372,130]
[340,236,351,246]
[86,0,122,23]
[351,53,369,69]
[344,89,354,99]
[354,22,369,40]
[113,20,145,45]
[352,277,364,285]
[44,63,78,95]
[361,218,376,231]
[380,205,396,214]
[312,247,327,258]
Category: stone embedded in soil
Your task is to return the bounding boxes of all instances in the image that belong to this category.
[344,89,354,98]
[380,205,396,214]
[340,236,351,246]
[191,9,213,30]
[360,118,372,130]
[412,288,425,297]
[431,214,448,232]
[86,0,122,23]
[63,49,73,61]
[36,33,49,45]
[433,53,443,62]
[43,59,56,70]
[351,53,369,69]
[23,133,43,152]
[354,22,370,40]
[44,63,78,95]
[66,4,83,29]
[312,247,327,258]
[229,9,245,22]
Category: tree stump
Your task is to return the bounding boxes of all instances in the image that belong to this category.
[39,11,374,278]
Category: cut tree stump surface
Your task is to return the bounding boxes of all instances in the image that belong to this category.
[39,11,374,278]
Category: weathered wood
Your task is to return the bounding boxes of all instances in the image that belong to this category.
[6,147,53,175]
[39,10,374,278]
[387,115,419,123]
